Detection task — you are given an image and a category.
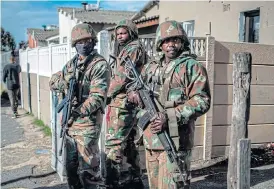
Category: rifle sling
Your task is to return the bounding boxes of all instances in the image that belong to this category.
[166,108,178,138]
[160,57,191,138]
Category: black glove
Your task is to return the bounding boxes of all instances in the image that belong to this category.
[68,110,80,125]
[106,97,111,105]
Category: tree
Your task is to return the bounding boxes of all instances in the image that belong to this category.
[1,27,16,51]
[19,40,28,50]
[1,27,7,51]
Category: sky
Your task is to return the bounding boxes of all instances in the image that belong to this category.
[1,0,148,44]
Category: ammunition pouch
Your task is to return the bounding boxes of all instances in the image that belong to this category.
[164,99,185,137]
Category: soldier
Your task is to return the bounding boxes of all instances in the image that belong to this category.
[128,20,211,189]
[49,23,110,189]
[105,19,147,188]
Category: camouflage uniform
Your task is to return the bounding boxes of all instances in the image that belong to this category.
[140,21,211,189]
[49,23,110,189]
[105,19,147,188]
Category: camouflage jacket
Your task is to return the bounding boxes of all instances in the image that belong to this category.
[140,53,211,150]
[49,51,110,137]
[108,39,147,108]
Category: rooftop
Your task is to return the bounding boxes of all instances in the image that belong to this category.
[58,7,137,24]
[27,28,59,41]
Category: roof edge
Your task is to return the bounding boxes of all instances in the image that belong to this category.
[131,0,159,21]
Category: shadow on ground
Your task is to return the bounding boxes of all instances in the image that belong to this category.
[190,160,274,189]
[34,184,67,189]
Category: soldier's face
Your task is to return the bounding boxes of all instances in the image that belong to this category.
[116,27,130,45]
[161,37,183,59]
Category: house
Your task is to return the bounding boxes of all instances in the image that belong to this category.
[131,0,160,37]
[27,25,59,48]
[135,1,274,45]
[58,2,136,44]
[106,1,160,37]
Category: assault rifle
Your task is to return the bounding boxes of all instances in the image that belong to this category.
[122,55,188,185]
[56,54,79,156]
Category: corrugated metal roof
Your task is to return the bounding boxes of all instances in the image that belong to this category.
[58,7,137,24]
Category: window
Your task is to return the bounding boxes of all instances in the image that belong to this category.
[239,9,260,43]
[63,37,67,43]
[181,20,195,37]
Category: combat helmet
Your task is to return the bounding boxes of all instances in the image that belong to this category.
[71,23,98,47]
[155,20,190,52]
[114,19,138,39]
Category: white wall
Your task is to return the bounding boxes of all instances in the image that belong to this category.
[58,11,78,44]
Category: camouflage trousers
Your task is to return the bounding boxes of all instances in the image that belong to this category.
[105,106,142,187]
[65,134,102,189]
[145,149,192,189]
[7,89,19,113]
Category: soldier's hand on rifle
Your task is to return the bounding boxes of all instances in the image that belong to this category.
[68,97,79,125]
[127,90,144,108]
[68,110,80,125]
[72,96,78,106]
[64,71,76,83]
[150,112,168,134]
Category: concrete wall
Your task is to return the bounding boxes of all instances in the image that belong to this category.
[39,76,51,126]
[21,72,51,126]
[212,41,274,157]
[156,1,274,45]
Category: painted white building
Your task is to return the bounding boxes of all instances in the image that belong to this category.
[58,5,137,45]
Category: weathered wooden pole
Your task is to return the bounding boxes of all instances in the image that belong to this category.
[237,139,251,189]
[227,52,251,189]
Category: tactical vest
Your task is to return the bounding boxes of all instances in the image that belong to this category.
[145,56,192,138]
[75,52,105,104]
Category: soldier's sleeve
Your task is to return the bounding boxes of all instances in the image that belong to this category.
[175,61,211,123]
[49,61,71,93]
[108,46,144,98]
[74,60,110,116]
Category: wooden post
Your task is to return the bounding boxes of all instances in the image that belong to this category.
[237,139,251,189]
[203,36,215,160]
[227,52,251,189]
